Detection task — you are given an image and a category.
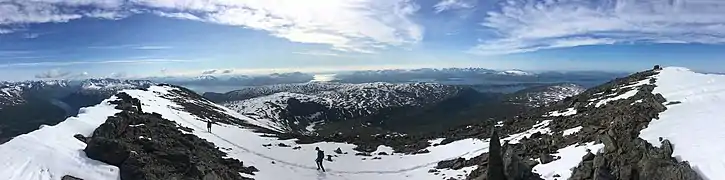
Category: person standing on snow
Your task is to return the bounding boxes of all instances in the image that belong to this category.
[315,147,326,172]
[207,120,213,133]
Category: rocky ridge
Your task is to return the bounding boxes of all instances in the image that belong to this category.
[81,92,257,180]
[428,67,702,180]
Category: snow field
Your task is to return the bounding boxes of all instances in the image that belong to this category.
[532,142,605,180]
[126,86,491,180]
[0,97,122,180]
[639,67,725,179]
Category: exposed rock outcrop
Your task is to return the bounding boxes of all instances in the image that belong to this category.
[437,69,704,180]
[83,92,257,180]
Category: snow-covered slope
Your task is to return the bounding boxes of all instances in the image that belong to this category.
[639,67,725,178]
[0,85,489,180]
[128,85,488,180]
[0,97,122,179]
[220,82,469,134]
[506,83,587,107]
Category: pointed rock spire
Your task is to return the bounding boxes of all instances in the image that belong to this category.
[487,127,506,180]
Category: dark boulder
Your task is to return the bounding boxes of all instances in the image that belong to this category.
[84,138,130,166]
[539,153,555,164]
[61,175,83,180]
[73,134,87,143]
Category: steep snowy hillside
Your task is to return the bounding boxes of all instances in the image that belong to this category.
[218,82,479,134]
[506,83,587,107]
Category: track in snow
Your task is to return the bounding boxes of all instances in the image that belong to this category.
[169,107,490,175]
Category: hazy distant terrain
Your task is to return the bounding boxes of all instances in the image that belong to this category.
[167,68,628,93]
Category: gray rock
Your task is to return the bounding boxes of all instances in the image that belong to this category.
[600,135,617,153]
[662,140,674,157]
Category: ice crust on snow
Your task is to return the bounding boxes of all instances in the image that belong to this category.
[0,98,122,180]
[639,67,725,179]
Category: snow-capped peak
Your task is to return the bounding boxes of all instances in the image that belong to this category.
[499,69,534,76]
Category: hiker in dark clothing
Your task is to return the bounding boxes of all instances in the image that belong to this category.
[207,120,213,133]
[315,147,326,172]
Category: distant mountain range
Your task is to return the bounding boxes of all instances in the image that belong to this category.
[204,81,585,135]
[144,68,627,92]
[0,79,151,142]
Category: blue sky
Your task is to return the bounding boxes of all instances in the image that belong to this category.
[1,0,724,81]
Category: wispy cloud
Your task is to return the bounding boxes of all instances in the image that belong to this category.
[34,69,72,79]
[133,46,173,50]
[292,51,342,57]
[0,0,423,53]
[0,59,194,68]
[109,72,127,78]
[471,0,725,55]
[434,0,476,13]
[87,44,173,50]
[0,50,33,56]
[201,69,217,75]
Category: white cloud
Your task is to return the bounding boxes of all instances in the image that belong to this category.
[472,0,725,55]
[201,69,217,74]
[434,0,475,13]
[0,0,424,53]
[87,44,173,50]
[292,51,341,57]
[0,58,193,68]
[221,69,233,74]
[109,72,127,78]
[133,46,172,50]
[0,28,13,34]
[34,69,72,79]
[153,11,202,21]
